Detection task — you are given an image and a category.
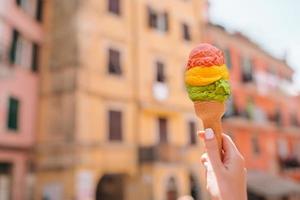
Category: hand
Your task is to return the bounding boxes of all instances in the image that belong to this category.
[199,128,247,200]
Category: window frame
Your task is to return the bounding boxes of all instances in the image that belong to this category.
[107,47,122,76]
[157,117,168,144]
[9,29,20,65]
[108,0,121,16]
[147,7,169,33]
[107,109,123,142]
[31,43,39,72]
[182,23,191,41]
[155,60,166,83]
[188,120,197,145]
[35,0,43,22]
[224,48,231,69]
[241,56,254,83]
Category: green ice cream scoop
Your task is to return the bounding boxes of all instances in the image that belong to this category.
[186,79,230,102]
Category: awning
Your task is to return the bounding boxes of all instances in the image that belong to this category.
[247,170,300,198]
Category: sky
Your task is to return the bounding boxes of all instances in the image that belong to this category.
[209,0,300,92]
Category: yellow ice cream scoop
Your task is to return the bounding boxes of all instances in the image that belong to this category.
[185,64,229,86]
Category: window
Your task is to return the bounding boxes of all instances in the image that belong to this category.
[224,48,231,69]
[15,0,21,6]
[0,163,13,200]
[245,98,254,120]
[188,121,196,145]
[269,108,281,126]
[158,12,169,32]
[108,0,121,15]
[108,110,122,141]
[251,134,260,155]
[9,30,20,64]
[156,61,165,83]
[158,117,168,143]
[31,43,39,72]
[148,8,158,28]
[35,0,43,21]
[241,57,253,83]
[108,48,122,75]
[223,97,239,118]
[190,175,201,200]
[182,23,191,41]
[166,177,178,200]
[15,0,28,11]
[147,7,169,32]
[291,113,299,127]
[7,97,20,131]
[247,190,266,200]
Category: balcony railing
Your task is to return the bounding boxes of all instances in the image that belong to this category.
[138,145,183,163]
[279,157,300,169]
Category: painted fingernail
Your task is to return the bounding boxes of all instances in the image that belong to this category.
[205,128,214,140]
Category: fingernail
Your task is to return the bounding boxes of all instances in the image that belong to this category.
[204,128,214,140]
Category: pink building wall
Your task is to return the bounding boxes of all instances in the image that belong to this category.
[0,0,43,44]
[0,68,38,147]
[0,151,27,200]
[0,0,43,199]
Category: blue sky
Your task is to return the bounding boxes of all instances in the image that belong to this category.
[209,0,300,91]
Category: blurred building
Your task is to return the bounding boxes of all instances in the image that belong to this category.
[36,0,208,200]
[0,0,43,199]
[205,23,300,200]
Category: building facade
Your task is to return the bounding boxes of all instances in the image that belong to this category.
[205,23,300,200]
[0,0,43,199]
[36,0,208,200]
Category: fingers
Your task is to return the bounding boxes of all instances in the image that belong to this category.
[198,128,223,170]
[222,133,245,167]
[222,134,237,159]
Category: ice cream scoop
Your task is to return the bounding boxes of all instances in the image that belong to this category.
[185,43,231,154]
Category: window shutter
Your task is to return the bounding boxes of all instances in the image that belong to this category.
[158,117,168,143]
[108,0,120,15]
[31,43,39,72]
[156,61,165,83]
[35,0,43,21]
[9,30,19,64]
[7,97,19,131]
[182,23,191,41]
[109,110,122,141]
[189,121,196,145]
[164,12,169,32]
[108,48,122,75]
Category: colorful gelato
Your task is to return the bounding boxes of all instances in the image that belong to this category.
[185,43,231,102]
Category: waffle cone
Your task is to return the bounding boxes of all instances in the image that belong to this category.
[194,101,225,155]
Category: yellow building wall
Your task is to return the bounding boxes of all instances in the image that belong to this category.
[37,0,209,199]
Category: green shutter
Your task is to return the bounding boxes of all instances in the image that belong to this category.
[9,30,19,64]
[7,97,19,131]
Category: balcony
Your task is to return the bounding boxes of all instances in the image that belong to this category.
[279,157,300,181]
[279,157,300,170]
[138,145,184,163]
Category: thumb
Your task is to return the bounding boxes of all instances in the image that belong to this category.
[199,128,223,170]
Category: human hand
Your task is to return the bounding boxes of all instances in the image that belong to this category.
[199,128,247,200]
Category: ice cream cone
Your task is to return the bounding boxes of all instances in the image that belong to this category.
[185,44,231,157]
[194,101,225,155]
